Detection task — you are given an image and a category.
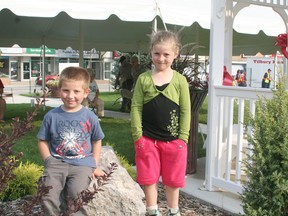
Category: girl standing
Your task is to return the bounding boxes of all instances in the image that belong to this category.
[131,30,191,216]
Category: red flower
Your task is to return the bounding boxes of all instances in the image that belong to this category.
[275,33,288,59]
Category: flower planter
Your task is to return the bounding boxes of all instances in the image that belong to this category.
[0,77,11,86]
[46,80,60,98]
[171,52,209,174]
[187,90,207,174]
[50,88,61,98]
[0,97,6,121]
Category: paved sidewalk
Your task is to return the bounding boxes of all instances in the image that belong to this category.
[4,95,131,120]
[3,94,243,215]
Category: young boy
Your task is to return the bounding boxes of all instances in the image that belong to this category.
[37,66,106,215]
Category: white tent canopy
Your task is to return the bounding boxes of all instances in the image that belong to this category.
[1,0,211,27]
[1,0,284,35]
[0,0,285,55]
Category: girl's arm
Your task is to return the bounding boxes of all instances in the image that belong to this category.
[130,78,144,142]
[179,77,191,143]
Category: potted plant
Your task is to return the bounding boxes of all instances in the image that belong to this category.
[0,74,11,85]
[46,79,60,98]
[0,79,6,121]
[172,47,209,174]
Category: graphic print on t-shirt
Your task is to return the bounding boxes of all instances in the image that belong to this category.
[56,119,91,158]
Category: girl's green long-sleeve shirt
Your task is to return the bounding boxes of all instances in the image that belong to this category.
[130,70,191,143]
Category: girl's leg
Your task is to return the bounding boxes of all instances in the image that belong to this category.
[160,139,186,215]
[165,186,179,208]
[134,136,161,214]
[144,183,158,207]
[145,183,162,215]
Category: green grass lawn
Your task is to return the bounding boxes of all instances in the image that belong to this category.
[99,91,123,112]
[4,91,208,167]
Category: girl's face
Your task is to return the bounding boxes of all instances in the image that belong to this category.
[151,41,178,72]
[60,80,89,112]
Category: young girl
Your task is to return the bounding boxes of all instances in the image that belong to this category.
[131,31,191,216]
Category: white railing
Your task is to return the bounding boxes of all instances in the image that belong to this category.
[235,0,288,8]
[206,85,274,194]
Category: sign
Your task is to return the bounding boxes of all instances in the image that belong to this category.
[26,48,56,55]
[59,63,79,74]
[246,57,283,88]
[0,47,23,54]
[57,47,99,58]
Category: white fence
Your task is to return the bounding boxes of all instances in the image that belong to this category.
[206,85,274,194]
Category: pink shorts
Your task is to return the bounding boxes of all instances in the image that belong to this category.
[134,135,187,188]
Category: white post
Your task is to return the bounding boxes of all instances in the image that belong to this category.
[222,0,234,144]
[205,0,226,191]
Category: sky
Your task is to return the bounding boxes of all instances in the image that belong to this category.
[233,5,286,36]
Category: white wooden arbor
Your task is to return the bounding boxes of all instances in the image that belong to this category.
[206,0,288,194]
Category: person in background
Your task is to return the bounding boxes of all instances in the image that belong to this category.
[0,79,4,96]
[262,68,271,88]
[235,69,240,82]
[82,69,105,117]
[115,56,133,112]
[130,55,147,86]
[37,66,106,216]
[237,70,247,87]
[131,30,191,216]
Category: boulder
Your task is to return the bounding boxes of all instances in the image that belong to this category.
[87,146,146,216]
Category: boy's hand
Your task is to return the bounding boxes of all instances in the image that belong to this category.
[91,167,106,179]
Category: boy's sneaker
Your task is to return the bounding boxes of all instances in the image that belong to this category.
[147,209,162,216]
[166,208,180,216]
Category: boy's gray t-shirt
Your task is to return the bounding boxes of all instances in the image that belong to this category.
[37,106,104,168]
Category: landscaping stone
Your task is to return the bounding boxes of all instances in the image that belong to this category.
[87,146,146,216]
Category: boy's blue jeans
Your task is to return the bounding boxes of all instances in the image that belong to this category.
[42,156,94,216]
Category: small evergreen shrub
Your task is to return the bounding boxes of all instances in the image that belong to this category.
[105,143,137,180]
[0,162,43,201]
[241,74,288,215]
[117,154,136,180]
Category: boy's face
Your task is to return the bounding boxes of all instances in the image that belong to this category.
[59,80,89,112]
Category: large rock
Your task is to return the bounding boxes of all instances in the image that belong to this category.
[87,146,146,216]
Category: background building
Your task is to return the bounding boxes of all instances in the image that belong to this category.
[0,46,115,83]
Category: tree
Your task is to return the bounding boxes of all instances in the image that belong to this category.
[241,72,288,215]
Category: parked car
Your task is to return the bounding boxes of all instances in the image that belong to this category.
[35,74,59,86]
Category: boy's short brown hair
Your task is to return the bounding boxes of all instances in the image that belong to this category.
[59,67,90,90]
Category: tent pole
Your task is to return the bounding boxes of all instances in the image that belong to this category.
[79,21,84,67]
[41,44,46,110]
[42,45,46,91]
[152,18,157,33]
[154,0,167,30]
